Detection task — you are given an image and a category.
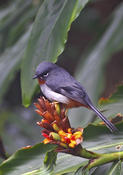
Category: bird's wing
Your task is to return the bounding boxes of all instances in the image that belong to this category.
[45,68,93,106]
[54,84,92,106]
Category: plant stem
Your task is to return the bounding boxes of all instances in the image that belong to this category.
[76,146,101,159]
[86,151,123,170]
[64,145,101,159]
[74,146,123,170]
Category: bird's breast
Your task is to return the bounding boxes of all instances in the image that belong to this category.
[40,84,70,104]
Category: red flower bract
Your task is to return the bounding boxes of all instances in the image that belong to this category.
[34,97,83,149]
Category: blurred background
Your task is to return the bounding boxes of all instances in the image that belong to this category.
[0,0,123,156]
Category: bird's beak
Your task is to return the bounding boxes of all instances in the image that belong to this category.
[33,74,38,79]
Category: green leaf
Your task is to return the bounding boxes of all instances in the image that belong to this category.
[0,0,42,104]
[22,151,57,175]
[1,122,123,175]
[0,28,31,104]
[54,154,87,175]
[83,123,123,154]
[44,150,57,172]
[0,0,32,52]
[6,4,40,47]
[69,3,123,127]
[0,143,56,175]
[0,1,31,33]
[0,1,16,21]
[21,0,90,107]
[107,161,121,175]
[74,156,96,175]
[75,167,89,175]
[0,144,86,175]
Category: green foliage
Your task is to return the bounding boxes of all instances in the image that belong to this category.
[108,161,121,175]
[0,0,123,175]
[0,143,56,175]
[0,0,41,103]
[0,121,123,175]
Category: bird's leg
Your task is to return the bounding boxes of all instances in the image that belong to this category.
[59,104,68,115]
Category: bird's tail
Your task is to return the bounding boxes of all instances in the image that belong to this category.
[88,104,118,132]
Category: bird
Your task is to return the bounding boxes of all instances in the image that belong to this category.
[33,61,117,132]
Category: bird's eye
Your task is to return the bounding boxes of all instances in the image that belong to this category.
[43,72,48,77]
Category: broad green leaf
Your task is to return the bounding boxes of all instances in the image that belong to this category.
[44,150,57,172]
[0,0,42,103]
[22,168,52,175]
[0,147,86,175]
[92,163,113,175]
[75,166,89,175]
[0,28,31,104]
[0,1,16,21]
[0,0,32,53]
[82,170,89,175]
[76,167,97,175]
[1,122,123,175]
[84,122,123,140]
[48,148,86,174]
[6,4,40,47]
[54,154,87,175]
[0,143,56,175]
[107,161,121,175]
[22,150,57,175]
[0,1,31,32]
[21,0,90,107]
[70,3,123,127]
[63,173,75,175]
[83,124,123,155]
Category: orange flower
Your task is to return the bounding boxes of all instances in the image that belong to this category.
[34,97,83,149]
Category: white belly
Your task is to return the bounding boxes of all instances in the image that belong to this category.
[40,84,69,104]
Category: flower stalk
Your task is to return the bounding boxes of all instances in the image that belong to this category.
[60,144,123,170]
[85,151,123,170]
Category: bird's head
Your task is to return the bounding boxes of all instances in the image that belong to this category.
[33,61,57,84]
